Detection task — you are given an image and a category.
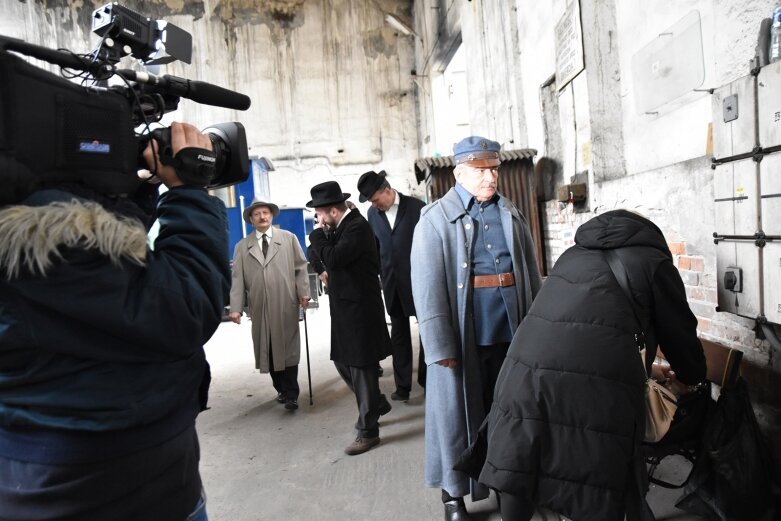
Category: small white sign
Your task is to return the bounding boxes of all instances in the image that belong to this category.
[555,0,585,91]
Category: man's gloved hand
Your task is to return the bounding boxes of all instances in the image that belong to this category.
[143,122,214,189]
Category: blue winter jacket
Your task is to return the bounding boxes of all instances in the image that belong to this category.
[0,186,230,464]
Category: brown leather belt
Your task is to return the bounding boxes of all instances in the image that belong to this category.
[471,272,515,288]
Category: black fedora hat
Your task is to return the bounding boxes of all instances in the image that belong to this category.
[306,181,351,208]
[357,170,388,203]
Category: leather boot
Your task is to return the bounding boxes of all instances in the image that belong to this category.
[443,499,472,521]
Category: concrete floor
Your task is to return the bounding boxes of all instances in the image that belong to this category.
[198,295,705,521]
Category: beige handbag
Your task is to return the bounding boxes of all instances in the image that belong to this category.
[603,250,678,443]
[640,348,678,443]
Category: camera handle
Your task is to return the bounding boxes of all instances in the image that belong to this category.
[150,127,217,187]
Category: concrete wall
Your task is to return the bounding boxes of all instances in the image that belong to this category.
[1,0,419,209]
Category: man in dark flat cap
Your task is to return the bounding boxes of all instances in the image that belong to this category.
[411,136,542,520]
[307,181,392,456]
[357,170,426,402]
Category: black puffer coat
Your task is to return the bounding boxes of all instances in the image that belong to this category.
[479,210,706,520]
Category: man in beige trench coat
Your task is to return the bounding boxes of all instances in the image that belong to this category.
[229,199,310,410]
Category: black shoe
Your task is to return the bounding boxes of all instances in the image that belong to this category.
[276,393,285,403]
[444,500,471,521]
[284,399,298,410]
[391,389,410,401]
[378,394,392,416]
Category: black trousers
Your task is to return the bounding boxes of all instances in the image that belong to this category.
[387,291,426,391]
[390,314,413,393]
[270,365,299,400]
[417,337,426,388]
[268,341,299,400]
[477,342,510,413]
[334,362,381,438]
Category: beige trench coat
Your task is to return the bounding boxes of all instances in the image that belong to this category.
[229,228,309,372]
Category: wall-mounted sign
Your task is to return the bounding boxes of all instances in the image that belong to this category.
[631,10,704,115]
[555,0,585,92]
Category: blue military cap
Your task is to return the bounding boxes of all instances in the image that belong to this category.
[453,136,501,167]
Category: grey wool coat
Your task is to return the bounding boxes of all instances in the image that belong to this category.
[229,228,309,372]
[411,187,542,499]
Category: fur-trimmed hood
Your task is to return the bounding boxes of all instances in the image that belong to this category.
[0,198,148,279]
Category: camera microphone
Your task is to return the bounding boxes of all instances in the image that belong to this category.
[117,70,251,111]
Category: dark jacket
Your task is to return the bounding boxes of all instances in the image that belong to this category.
[479,210,706,520]
[366,192,424,317]
[309,209,391,366]
[0,187,229,449]
[0,186,229,521]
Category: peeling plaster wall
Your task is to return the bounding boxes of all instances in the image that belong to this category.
[412,1,781,367]
[412,0,527,157]
[2,0,418,208]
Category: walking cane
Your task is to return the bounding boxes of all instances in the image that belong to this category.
[303,305,314,405]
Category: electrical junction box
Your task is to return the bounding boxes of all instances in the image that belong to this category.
[712,63,781,325]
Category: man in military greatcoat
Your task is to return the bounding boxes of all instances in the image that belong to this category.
[411,136,542,521]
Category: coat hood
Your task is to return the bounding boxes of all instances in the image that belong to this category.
[575,209,671,258]
[0,189,148,279]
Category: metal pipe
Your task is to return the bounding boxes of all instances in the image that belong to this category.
[239,194,247,238]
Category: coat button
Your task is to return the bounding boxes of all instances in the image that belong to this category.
[465,223,471,230]
[461,262,468,268]
[484,224,489,230]
[457,282,464,289]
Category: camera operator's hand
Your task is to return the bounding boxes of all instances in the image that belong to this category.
[143,122,212,189]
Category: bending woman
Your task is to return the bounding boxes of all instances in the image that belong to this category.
[479,210,706,521]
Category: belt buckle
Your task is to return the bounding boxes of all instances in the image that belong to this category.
[498,273,506,287]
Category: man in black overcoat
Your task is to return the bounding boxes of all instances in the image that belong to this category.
[307,181,392,456]
[357,170,426,400]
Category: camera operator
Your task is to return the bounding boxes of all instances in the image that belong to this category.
[0,122,228,521]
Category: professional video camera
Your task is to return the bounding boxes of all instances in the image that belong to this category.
[0,3,252,205]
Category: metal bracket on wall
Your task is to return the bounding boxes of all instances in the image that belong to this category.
[711,146,768,167]
[712,231,781,246]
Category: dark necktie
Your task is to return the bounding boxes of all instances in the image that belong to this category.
[262,234,269,257]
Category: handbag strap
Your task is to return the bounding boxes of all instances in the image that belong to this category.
[602,250,654,375]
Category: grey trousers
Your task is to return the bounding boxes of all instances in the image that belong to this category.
[334,362,381,438]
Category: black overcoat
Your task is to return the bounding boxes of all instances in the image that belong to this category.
[366,192,425,317]
[309,210,392,366]
[479,210,706,521]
